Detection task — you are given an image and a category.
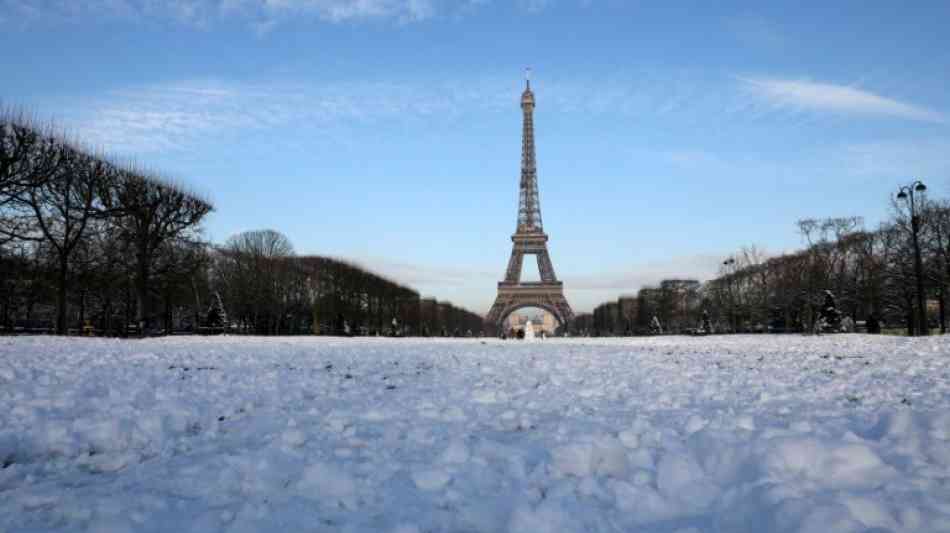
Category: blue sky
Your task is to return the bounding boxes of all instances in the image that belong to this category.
[2,1,949,313]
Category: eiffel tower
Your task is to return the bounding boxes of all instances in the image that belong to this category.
[486,71,574,332]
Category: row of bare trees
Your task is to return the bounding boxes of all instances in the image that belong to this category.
[581,194,950,336]
[0,111,212,334]
[211,229,484,336]
[0,111,482,337]
[706,204,950,335]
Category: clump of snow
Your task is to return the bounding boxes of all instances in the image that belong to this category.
[509,502,580,533]
[551,435,628,478]
[281,428,306,448]
[298,461,358,508]
[439,439,470,464]
[2,334,950,532]
[412,468,452,490]
[684,414,707,434]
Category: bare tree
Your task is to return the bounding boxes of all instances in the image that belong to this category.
[0,113,68,244]
[217,229,295,334]
[919,200,950,332]
[1,142,112,333]
[103,170,213,334]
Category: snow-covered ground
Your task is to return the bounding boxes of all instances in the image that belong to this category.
[2,335,950,533]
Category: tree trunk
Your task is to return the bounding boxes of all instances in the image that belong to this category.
[164,291,172,335]
[102,297,112,335]
[123,283,132,338]
[78,290,86,333]
[55,256,68,335]
[191,278,201,333]
[1,295,9,333]
[135,249,150,337]
[940,286,947,335]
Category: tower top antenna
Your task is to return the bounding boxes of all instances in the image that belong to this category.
[525,67,531,89]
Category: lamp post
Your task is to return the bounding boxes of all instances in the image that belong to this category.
[723,257,736,333]
[897,180,928,336]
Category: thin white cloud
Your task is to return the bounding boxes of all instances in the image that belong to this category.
[336,252,728,315]
[517,0,552,12]
[546,254,724,312]
[0,0,448,27]
[346,254,498,313]
[349,255,496,288]
[740,77,946,124]
[3,0,219,26]
[570,254,723,293]
[63,79,517,154]
[61,73,684,155]
[253,0,436,23]
[56,70,949,157]
[1,0,574,28]
[344,253,727,314]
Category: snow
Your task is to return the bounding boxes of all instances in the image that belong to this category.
[1,334,950,532]
[412,468,452,490]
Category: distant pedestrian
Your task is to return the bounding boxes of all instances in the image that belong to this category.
[700,310,712,335]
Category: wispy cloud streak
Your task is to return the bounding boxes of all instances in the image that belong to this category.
[570,254,723,293]
[64,79,517,153]
[0,0,578,29]
[229,0,438,24]
[0,0,461,27]
[58,70,949,156]
[740,77,946,124]
[66,74,697,154]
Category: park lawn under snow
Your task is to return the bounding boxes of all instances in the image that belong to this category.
[1,335,949,533]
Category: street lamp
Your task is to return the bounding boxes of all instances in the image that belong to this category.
[897,180,927,336]
[723,257,736,333]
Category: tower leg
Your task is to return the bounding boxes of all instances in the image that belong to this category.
[536,250,557,283]
[505,250,524,283]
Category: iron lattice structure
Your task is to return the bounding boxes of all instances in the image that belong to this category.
[486,75,575,331]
